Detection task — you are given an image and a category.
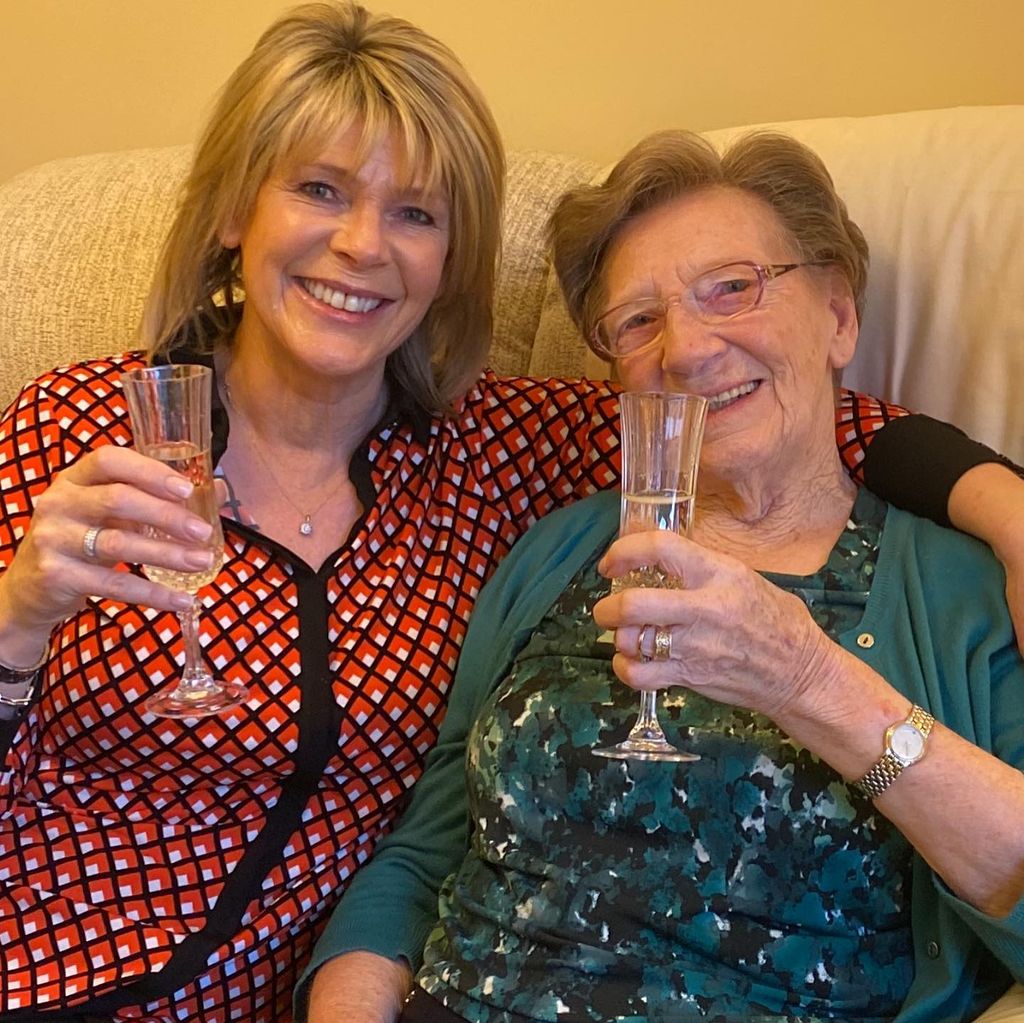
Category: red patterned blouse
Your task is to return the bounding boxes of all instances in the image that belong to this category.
[0,353,901,1022]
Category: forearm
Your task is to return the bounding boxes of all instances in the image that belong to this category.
[0,579,54,667]
[861,412,1021,528]
[948,461,1024,567]
[778,643,1024,917]
[306,951,412,1023]
[948,462,1024,654]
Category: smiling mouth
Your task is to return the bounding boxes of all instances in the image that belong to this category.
[300,278,385,313]
[707,380,760,411]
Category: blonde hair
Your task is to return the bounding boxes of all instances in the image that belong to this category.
[549,129,868,348]
[143,1,504,413]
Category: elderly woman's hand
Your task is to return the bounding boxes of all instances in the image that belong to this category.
[593,530,847,724]
[0,445,222,663]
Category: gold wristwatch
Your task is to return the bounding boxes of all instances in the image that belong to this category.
[854,704,935,799]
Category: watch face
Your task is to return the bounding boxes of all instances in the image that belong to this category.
[890,722,926,764]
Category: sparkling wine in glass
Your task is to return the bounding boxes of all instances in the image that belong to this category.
[122,364,248,718]
[594,390,708,763]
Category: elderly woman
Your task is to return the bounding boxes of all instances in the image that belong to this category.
[305,131,1024,1023]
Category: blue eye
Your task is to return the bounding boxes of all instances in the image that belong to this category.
[299,181,338,201]
[621,311,658,332]
[400,207,435,226]
[720,278,752,294]
[694,267,760,316]
[614,306,664,351]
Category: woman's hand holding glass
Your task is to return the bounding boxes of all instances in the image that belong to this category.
[0,443,224,661]
[593,529,844,727]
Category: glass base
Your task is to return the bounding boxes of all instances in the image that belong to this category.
[144,679,249,719]
[593,736,700,763]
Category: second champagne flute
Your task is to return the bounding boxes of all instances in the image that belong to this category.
[122,364,248,718]
[594,390,708,763]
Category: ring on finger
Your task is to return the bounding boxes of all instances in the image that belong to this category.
[636,624,654,662]
[653,625,673,661]
[82,525,104,562]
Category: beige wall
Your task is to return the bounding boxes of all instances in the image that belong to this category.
[3,0,1023,184]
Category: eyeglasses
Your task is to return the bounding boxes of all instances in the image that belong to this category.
[589,260,828,361]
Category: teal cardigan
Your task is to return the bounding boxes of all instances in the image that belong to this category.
[300,491,1024,1021]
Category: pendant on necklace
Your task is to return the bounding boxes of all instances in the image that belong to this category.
[299,516,314,536]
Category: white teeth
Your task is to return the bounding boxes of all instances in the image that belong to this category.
[708,381,758,410]
[301,278,383,313]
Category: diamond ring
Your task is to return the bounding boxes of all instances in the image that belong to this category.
[82,525,104,561]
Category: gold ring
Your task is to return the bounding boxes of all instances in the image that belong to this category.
[636,624,654,662]
[653,625,673,661]
[82,525,103,561]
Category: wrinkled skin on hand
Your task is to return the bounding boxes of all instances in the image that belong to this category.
[593,529,847,726]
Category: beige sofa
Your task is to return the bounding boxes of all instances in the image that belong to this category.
[0,106,1022,1018]
[1,105,1023,464]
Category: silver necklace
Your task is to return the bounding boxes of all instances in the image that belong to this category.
[222,380,349,537]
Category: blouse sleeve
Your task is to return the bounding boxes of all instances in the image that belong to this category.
[837,388,1022,527]
[0,381,67,571]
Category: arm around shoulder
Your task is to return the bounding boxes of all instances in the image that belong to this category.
[947,461,1024,656]
[862,413,1024,653]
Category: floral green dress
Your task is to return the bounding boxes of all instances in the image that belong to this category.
[417,489,915,1022]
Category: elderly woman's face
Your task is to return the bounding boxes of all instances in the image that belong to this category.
[602,186,857,485]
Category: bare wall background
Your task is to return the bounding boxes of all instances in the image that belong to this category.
[3,0,1024,183]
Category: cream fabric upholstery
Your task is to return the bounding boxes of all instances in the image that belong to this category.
[0,110,1022,1018]
[0,146,193,403]
[977,985,1024,1023]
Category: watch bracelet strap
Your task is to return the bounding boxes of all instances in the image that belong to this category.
[854,705,935,800]
[0,647,48,722]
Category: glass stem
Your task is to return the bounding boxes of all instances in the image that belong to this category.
[630,689,668,741]
[176,596,213,691]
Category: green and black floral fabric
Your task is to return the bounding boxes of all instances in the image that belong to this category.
[417,489,914,1022]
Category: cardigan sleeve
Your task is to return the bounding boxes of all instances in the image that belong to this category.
[890,513,1024,1000]
[927,607,1024,980]
[294,494,620,1017]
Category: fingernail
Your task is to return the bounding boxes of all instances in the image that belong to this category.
[184,550,215,569]
[185,519,213,540]
[170,592,195,610]
[167,476,193,499]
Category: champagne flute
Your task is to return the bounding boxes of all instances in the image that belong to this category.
[594,390,708,763]
[122,364,248,718]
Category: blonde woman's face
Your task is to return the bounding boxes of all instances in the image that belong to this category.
[224,122,450,392]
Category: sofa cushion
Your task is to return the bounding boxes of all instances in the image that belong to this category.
[496,150,597,376]
[2,107,1022,466]
[0,145,193,404]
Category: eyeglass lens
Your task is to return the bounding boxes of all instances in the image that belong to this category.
[598,263,765,355]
